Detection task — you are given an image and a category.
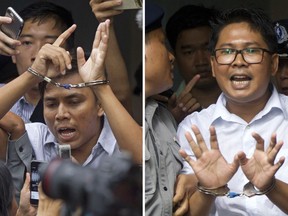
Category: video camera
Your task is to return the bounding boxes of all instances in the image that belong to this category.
[40,153,142,216]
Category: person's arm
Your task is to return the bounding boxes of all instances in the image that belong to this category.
[1,112,31,203]
[0,111,25,160]
[90,0,132,113]
[266,179,288,214]
[77,20,142,164]
[0,24,76,119]
[0,128,8,160]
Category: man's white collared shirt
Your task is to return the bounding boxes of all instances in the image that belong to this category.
[177,86,288,216]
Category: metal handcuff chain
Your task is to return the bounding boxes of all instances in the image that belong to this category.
[197,178,276,198]
[28,67,109,89]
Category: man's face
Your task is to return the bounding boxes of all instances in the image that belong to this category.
[275,58,288,95]
[12,18,62,76]
[211,22,278,104]
[145,28,175,97]
[175,26,216,88]
[43,73,104,151]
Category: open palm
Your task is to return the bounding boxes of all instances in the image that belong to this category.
[180,125,239,188]
[77,20,110,83]
[237,132,285,191]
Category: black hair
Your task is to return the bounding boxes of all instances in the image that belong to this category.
[166,5,218,50]
[209,8,277,54]
[19,2,75,51]
[0,161,14,216]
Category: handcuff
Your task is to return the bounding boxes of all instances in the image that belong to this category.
[28,67,109,89]
[197,179,276,198]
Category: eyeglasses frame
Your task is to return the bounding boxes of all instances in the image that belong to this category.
[212,47,273,65]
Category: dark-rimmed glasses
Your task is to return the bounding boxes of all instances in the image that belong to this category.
[213,48,273,65]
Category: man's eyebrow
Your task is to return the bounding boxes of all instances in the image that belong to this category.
[180,42,208,50]
[19,34,58,39]
[44,93,85,101]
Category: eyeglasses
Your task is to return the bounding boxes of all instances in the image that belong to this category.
[213,48,273,65]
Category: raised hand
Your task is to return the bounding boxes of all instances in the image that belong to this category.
[77,20,110,82]
[236,132,285,191]
[168,75,201,123]
[16,173,37,216]
[180,125,239,188]
[30,24,76,78]
[89,0,123,23]
[37,182,63,216]
[0,16,21,56]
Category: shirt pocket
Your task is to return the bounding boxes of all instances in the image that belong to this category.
[145,147,156,196]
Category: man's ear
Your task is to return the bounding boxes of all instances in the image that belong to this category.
[210,56,216,77]
[271,53,279,76]
[97,103,104,117]
[11,55,16,64]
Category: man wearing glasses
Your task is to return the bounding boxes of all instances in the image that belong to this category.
[176,8,288,216]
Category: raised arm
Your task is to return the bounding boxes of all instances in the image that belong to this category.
[0,24,76,119]
[89,0,132,114]
[77,20,142,164]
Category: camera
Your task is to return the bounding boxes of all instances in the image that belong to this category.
[40,152,141,216]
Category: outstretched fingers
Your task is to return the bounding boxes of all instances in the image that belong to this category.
[53,24,77,47]
[184,131,202,159]
[90,20,110,73]
[92,19,110,50]
[235,151,248,166]
[209,126,219,150]
[191,125,208,152]
[179,149,195,168]
[268,139,284,164]
[252,132,265,151]
[177,75,200,101]
[76,47,86,69]
[266,133,277,154]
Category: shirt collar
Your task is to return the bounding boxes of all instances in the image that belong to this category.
[91,115,117,156]
[145,99,158,125]
[212,85,286,124]
[43,115,117,156]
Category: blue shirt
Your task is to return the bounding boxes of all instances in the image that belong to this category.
[7,116,121,203]
[10,96,35,123]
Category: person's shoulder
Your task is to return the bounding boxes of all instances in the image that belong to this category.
[279,93,288,112]
[178,104,216,130]
[25,122,47,128]
[25,122,49,133]
[183,104,216,121]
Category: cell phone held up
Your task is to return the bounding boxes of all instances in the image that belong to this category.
[0,7,23,39]
[113,0,142,10]
[30,160,46,206]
